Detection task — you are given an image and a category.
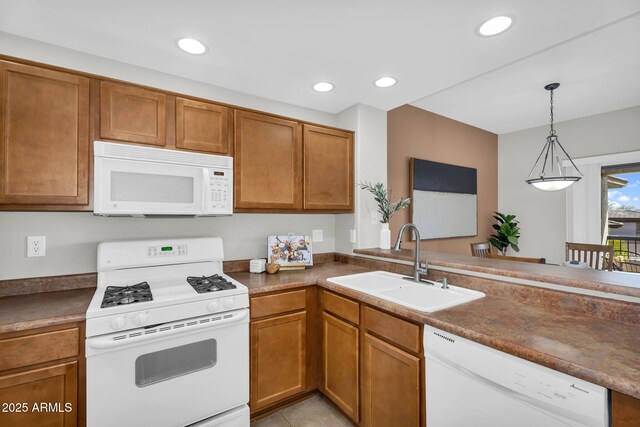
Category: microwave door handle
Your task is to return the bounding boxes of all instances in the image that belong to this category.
[87,309,248,351]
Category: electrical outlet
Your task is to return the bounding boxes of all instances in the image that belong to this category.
[312,229,323,242]
[349,229,357,244]
[27,236,46,257]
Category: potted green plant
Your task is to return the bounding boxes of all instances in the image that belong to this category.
[358,182,411,249]
[489,212,520,255]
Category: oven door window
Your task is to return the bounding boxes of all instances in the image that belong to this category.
[135,339,216,387]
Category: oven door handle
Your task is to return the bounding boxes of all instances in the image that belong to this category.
[87,309,248,350]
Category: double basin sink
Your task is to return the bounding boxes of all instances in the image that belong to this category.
[327,271,485,313]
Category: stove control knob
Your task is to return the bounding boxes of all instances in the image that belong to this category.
[110,317,126,330]
[223,298,235,310]
[133,312,149,326]
[207,301,219,312]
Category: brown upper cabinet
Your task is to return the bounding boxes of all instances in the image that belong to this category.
[234,110,302,210]
[233,114,354,213]
[0,61,90,208]
[99,81,166,146]
[175,97,231,154]
[0,57,354,213]
[303,125,354,211]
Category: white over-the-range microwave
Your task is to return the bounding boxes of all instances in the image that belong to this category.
[93,141,233,216]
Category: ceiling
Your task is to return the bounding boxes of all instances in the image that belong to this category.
[1,0,639,134]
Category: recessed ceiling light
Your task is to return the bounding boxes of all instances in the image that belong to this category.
[375,77,397,88]
[478,16,513,36]
[313,82,334,93]
[177,38,207,55]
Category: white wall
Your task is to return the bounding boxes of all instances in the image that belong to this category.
[0,33,341,280]
[335,104,388,252]
[0,213,335,280]
[499,106,640,263]
[0,32,337,126]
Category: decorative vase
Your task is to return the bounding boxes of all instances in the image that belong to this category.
[380,223,391,250]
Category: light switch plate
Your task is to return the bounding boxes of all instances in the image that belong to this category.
[312,229,323,242]
[349,229,357,244]
[27,236,46,257]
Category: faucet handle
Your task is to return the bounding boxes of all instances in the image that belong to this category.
[439,277,449,289]
[419,261,427,270]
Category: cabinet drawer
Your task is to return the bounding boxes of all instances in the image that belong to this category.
[364,306,421,354]
[251,289,307,319]
[0,362,78,427]
[0,328,79,372]
[322,290,359,325]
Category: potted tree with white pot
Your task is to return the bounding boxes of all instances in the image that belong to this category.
[359,182,411,249]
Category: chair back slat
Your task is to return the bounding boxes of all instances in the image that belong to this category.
[565,242,614,271]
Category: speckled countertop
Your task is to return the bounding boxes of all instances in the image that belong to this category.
[230,262,640,400]
[354,247,640,298]
[1,261,637,399]
[0,287,94,334]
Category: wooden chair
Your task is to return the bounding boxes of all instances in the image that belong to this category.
[613,250,640,273]
[565,242,614,271]
[485,253,546,264]
[470,242,491,258]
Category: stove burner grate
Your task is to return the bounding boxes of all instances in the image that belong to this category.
[187,274,237,294]
[101,282,153,308]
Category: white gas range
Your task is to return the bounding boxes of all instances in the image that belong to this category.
[85,237,249,427]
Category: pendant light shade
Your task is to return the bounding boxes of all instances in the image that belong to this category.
[526,83,582,191]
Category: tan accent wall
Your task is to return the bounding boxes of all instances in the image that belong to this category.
[387,105,498,255]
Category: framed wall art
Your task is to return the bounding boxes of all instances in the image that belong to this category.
[410,158,478,240]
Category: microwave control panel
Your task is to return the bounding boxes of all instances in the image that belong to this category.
[205,169,232,214]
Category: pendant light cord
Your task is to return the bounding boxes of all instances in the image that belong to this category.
[549,88,556,136]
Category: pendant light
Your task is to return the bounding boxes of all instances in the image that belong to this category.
[526,83,582,191]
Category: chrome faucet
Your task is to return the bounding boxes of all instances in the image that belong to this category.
[393,223,428,283]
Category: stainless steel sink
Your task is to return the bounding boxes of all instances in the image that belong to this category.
[327,271,485,312]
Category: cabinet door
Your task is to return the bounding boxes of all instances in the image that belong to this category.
[0,362,78,427]
[362,333,420,427]
[250,311,306,411]
[176,97,230,154]
[0,61,90,206]
[234,111,302,210]
[99,81,166,146]
[612,391,640,427]
[321,312,359,422]
[303,125,353,210]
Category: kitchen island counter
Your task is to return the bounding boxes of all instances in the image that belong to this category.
[231,260,640,400]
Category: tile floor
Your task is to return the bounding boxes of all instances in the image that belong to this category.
[251,394,352,427]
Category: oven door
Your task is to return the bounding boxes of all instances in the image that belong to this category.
[86,309,249,427]
[94,156,204,216]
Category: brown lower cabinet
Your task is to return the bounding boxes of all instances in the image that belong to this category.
[0,323,85,427]
[612,390,640,427]
[250,311,307,410]
[317,290,423,427]
[249,288,317,415]
[361,333,420,427]
[321,312,359,422]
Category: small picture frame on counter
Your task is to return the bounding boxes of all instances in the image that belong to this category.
[267,235,313,270]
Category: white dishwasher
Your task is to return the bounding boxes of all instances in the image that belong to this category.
[424,326,608,427]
